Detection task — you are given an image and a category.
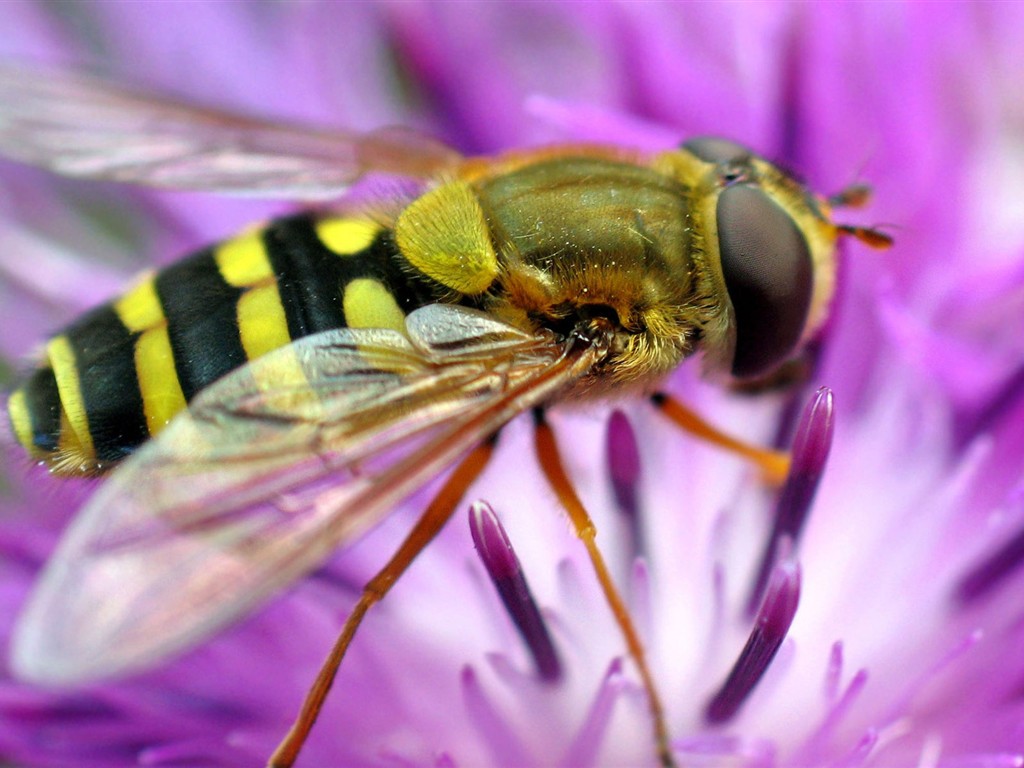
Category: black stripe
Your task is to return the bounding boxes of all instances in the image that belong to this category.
[65,306,149,462]
[264,217,349,338]
[155,247,247,401]
[265,215,442,340]
[353,230,441,314]
[23,366,61,454]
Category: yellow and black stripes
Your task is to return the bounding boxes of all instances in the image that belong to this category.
[8,367,61,457]
[265,216,436,334]
[114,276,187,439]
[155,246,249,402]
[60,306,149,464]
[6,213,448,474]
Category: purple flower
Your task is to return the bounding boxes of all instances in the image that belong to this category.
[3,3,1024,767]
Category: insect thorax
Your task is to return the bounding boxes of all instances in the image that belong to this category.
[395,155,732,394]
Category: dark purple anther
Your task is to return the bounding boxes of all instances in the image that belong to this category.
[468,500,561,682]
[706,561,801,724]
[955,520,1024,605]
[747,387,833,615]
[607,410,641,517]
[606,410,643,557]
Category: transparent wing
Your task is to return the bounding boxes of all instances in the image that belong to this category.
[12,305,603,683]
[0,64,462,199]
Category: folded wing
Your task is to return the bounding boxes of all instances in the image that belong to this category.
[0,64,461,199]
[12,305,603,683]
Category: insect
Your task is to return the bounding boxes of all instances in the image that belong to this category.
[0,65,889,767]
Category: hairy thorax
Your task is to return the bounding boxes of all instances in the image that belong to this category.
[473,156,729,393]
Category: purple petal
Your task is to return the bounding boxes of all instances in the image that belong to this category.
[797,668,869,764]
[955,512,1024,605]
[557,658,624,768]
[460,665,533,767]
[823,641,843,702]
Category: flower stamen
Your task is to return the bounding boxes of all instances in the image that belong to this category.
[705,561,801,724]
[606,410,643,558]
[747,387,834,614]
[469,500,562,682]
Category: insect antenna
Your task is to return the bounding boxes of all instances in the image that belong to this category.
[827,183,873,209]
[268,436,498,768]
[532,407,676,768]
[836,223,894,249]
[827,183,894,249]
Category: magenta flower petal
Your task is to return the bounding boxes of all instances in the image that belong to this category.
[558,658,625,768]
[460,664,534,766]
[955,515,1024,605]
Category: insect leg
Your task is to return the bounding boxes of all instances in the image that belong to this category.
[532,408,676,768]
[268,435,498,768]
[650,392,790,485]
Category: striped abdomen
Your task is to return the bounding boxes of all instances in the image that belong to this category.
[7,214,439,474]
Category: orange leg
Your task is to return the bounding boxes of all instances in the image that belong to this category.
[651,392,790,485]
[533,409,676,768]
[268,437,497,768]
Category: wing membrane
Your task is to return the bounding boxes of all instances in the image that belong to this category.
[12,305,602,683]
[0,65,461,198]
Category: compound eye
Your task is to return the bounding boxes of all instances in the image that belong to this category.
[717,184,813,378]
[682,137,751,164]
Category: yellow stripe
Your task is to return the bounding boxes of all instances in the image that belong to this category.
[135,325,188,436]
[343,278,406,332]
[215,230,274,288]
[237,283,292,361]
[235,282,310,394]
[46,335,95,461]
[114,276,162,333]
[113,274,186,437]
[6,389,38,455]
[54,407,94,474]
[316,218,381,256]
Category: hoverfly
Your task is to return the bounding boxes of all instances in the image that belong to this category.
[0,65,889,767]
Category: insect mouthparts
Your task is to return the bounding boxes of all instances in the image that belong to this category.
[577,303,622,326]
[567,312,616,355]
